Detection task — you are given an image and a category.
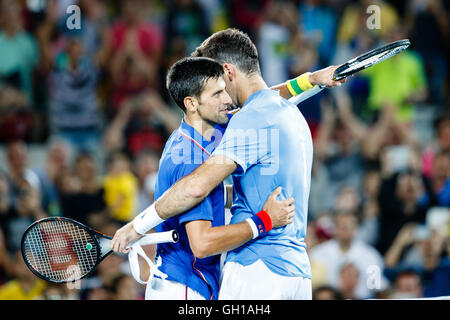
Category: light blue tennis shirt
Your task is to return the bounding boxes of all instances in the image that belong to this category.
[213,89,313,278]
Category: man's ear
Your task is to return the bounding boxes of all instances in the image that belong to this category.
[222,63,236,82]
[183,96,198,112]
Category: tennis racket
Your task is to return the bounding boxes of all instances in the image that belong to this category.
[288,39,411,105]
[21,217,178,283]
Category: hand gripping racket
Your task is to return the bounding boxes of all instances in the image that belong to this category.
[21,217,178,283]
[288,39,411,105]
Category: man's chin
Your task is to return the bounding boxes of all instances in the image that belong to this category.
[217,113,229,124]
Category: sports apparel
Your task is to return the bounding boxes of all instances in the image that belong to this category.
[219,259,312,300]
[213,89,313,279]
[152,118,227,300]
[146,278,205,300]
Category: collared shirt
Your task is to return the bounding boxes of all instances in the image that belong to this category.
[213,89,313,279]
[154,118,227,300]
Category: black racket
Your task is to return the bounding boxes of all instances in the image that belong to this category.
[289,39,411,104]
[21,217,178,283]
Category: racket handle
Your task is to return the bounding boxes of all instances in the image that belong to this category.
[128,230,179,248]
[288,85,325,105]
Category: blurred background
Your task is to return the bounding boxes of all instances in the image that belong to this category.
[0,0,449,300]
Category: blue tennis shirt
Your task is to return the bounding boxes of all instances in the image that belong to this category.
[213,89,313,279]
[154,118,227,300]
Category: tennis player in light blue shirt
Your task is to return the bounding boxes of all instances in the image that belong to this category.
[212,88,313,280]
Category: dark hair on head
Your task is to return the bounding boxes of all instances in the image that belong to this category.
[394,268,423,284]
[433,112,450,132]
[75,150,94,163]
[312,285,343,300]
[192,28,260,75]
[166,57,224,112]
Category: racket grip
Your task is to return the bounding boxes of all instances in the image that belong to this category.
[288,85,325,105]
[130,230,179,248]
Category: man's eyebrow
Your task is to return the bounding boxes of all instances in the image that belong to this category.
[212,88,224,96]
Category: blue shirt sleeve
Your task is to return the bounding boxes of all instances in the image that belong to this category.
[212,113,269,173]
[172,162,214,224]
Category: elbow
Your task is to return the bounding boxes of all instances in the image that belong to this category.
[187,184,209,200]
[190,240,213,259]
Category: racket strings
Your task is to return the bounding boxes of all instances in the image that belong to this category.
[23,219,99,282]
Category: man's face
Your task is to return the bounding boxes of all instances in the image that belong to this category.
[394,274,422,298]
[197,76,232,126]
[334,214,357,243]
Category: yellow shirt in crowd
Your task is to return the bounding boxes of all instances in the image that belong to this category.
[0,280,46,300]
[103,171,138,222]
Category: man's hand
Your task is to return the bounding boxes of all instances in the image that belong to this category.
[308,65,347,88]
[262,187,295,228]
[110,222,142,254]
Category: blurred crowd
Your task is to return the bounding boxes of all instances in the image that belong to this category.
[0,0,449,300]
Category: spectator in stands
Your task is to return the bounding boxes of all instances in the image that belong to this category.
[389,269,423,299]
[361,26,428,124]
[103,89,180,157]
[361,102,420,166]
[338,263,360,300]
[228,0,270,40]
[108,0,164,115]
[312,285,342,300]
[35,139,71,217]
[6,141,41,207]
[314,92,367,210]
[257,0,299,87]
[38,283,78,300]
[0,178,46,254]
[110,274,144,300]
[0,0,39,103]
[0,226,12,285]
[406,0,448,106]
[103,151,139,223]
[80,244,126,298]
[422,113,450,179]
[309,211,388,299]
[78,0,109,60]
[336,0,399,56]
[0,86,33,143]
[376,168,439,255]
[45,35,102,153]
[133,150,160,213]
[357,169,381,246]
[0,250,46,300]
[425,151,450,207]
[166,0,210,60]
[298,0,337,67]
[60,151,107,227]
[423,236,450,298]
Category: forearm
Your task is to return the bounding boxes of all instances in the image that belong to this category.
[155,174,208,220]
[153,156,237,220]
[384,242,405,268]
[189,222,253,259]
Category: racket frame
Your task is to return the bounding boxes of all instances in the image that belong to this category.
[288,39,411,105]
[21,216,111,283]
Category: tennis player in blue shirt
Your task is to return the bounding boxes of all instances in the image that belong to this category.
[112,29,345,299]
[143,57,295,300]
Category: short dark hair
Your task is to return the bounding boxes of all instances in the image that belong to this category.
[192,28,260,75]
[166,57,224,111]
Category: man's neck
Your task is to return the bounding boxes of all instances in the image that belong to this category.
[184,115,215,142]
[238,73,269,106]
[338,240,352,253]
